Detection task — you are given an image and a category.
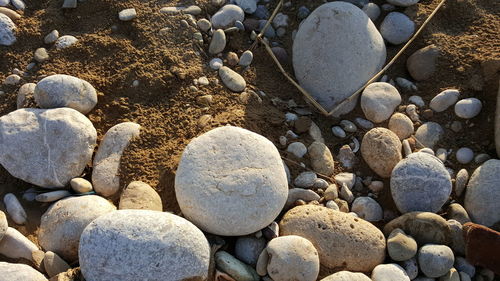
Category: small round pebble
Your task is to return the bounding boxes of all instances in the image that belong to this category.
[55,35,78,49]
[70,177,93,193]
[351,196,383,221]
[238,50,253,67]
[371,263,410,281]
[118,8,137,21]
[209,29,226,54]
[209,58,223,70]
[34,47,49,63]
[3,74,20,85]
[418,244,455,278]
[388,113,414,140]
[287,142,307,158]
[380,12,415,45]
[456,147,473,164]
[429,89,460,112]
[387,228,418,261]
[44,30,59,44]
[362,3,381,21]
[454,98,482,119]
[332,126,346,138]
[340,120,357,133]
[197,18,211,32]
[401,258,418,279]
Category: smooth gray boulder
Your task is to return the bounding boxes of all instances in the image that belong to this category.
[0,108,97,188]
[175,126,288,236]
[119,181,162,211]
[79,210,210,281]
[34,74,98,114]
[391,152,452,213]
[38,195,116,262]
[0,13,15,46]
[464,159,500,227]
[92,122,140,197]
[293,2,386,115]
[0,262,47,281]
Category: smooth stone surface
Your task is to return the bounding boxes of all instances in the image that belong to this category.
[0,7,21,21]
[361,127,402,178]
[464,159,500,227]
[239,50,253,66]
[351,196,383,222]
[118,8,136,21]
[409,95,425,107]
[55,35,78,49]
[371,264,410,281]
[287,141,307,158]
[209,29,226,54]
[439,268,460,281]
[321,271,371,281]
[217,251,258,281]
[387,228,418,261]
[34,47,49,62]
[0,14,16,46]
[293,2,386,114]
[415,122,444,149]
[219,66,246,92]
[380,12,415,45]
[234,0,257,14]
[418,244,455,278]
[44,251,70,278]
[119,181,162,211]
[3,193,26,225]
[209,58,223,70]
[454,98,482,119]
[35,190,71,202]
[285,188,320,209]
[17,82,36,109]
[235,236,266,266]
[454,256,475,278]
[331,126,346,138]
[0,211,6,241]
[391,152,451,213]
[447,203,470,225]
[92,122,141,197]
[389,113,414,140]
[38,195,116,262]
[447,220,465,255]
[383,212,451,245]
[387,0,419,6]
[34,74,97,114]
[10,0,25,10]
[80,210,210,281]
[362,3,380,21]
[294,172,317,188]
[280,205,386,272]
[0,227,38,261]
[0,262,48,281]
[308,141,334,176]
[211,4,245,29]
[407,45,439,81]
[456,147,474,164]
[430,89,459,112]
[401,258,419,279]
[175,126,288,236]
[197,18,211,32]
[44,30,59,44]
[0,108,97,188]
[361,82,401,123]
[70,177,93,193]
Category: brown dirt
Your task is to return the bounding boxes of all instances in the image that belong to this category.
[0,0,499,276]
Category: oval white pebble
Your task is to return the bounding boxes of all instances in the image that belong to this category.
[454,98,482,119]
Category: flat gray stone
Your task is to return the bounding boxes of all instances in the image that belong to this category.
[0,262,47,281]
[430,89,459,112]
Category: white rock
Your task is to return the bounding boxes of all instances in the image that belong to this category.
[339,183,354,203]
[219,66,246,92]
[371,264,410,281]
[287,141,307,158]
[293,2,386,114]
[79,210,210,281]
[321,271,371,281]
[454,169,468,197]
[406,104,420,122]
[0,13,15,46]
[0,108,96,188]
[351,196,383,221]
[294,171,317,188]
[17,82,36,109]
[38,195,116,262]
[454,98,482,119]
[391,152,451,213]
[380,12,415,45]
[92,122,141,197]
[388,112,414,140]
[209,29,226,54]
[0,0,8,6]
[334,172,355,189]
[34,74,98,114]
[362,3,380,21]
[55,35,78,49]
[118,8,136,21]
[239,50,253,66]
[3,193,26,225]
[409,95,425,107]
[415,122,444,149]
[456,147,473,164]
[210,58,223,70]
[234,0,257,14]
[429,89,459,112]
[418,244,454,278]
[70,177,93,193]
[0,227,38,261]
[10,0,25,10]
[211,4,245,29]
[35,190,71,203]
[361,82,401,123]
[0,262,48,281]
[44,30,59,44]
[3,74,20,85]
[464,159,500,227]
[175,126,288,236]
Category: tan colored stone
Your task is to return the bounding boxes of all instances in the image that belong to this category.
[119,181,162,211]
[361,127,402,178]
[384,212,451,245]
[308,141,334,176]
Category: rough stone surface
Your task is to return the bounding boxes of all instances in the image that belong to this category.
[380,12,415,45]
[361,127,402,178]
[0,227,38,261]
[79,210,210,281]
[361,82,402,123]
[401,258,418,279]
[0,108,97,188]
[175,126,288,236]
[92,122,141,197]
[0,211,6,241]
[387,228,418,261]
[211,4,245,29]
[219,66,246,92]
[388,112,414,139]
[0,13,16,46]
[308,141,334,176]
[280,205,386,272]
[38,195,116,262]
[391,152,452,213]
[418,244,455,278]
[34,74,97,114]
[119,181,162,211]
[371,264,410,281]
[383,212,451,245]
[415,122,444,149]
[293,2,386,114]
[17,82,36,109]
[320,271,371,281]
[464,159,500,227]
[0,262,48,281]
[429,89,459,112]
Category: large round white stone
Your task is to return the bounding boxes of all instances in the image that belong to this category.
[175,126,288,236]
[0,262,47,281]
[293,2,386,115]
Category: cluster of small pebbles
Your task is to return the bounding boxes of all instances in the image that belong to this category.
[0,0,499,280]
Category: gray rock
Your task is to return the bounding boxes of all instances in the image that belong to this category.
[235,236,266,266]
[430,89,459,112]
[334,172,355,189]
[239,50,253,66]
[216,251,258,281]
[210,58,223,70]
[17,82,36,109]
[464,159,500,227]
[331,126,346,138]
[34,74,98,114]
[371,264,410,281]
[340,120,357,133]
[415,122,444,149]
[308,141,334,176]
[388,113,414,140]
[197,18,211,32]
[447,203,470,225]
[70,177,93,193]
[321,271,371,281]
[339,183,354,203]
[209,29,226,54]
[387,0,420,7]
[0,262,47,281]
[361,82,402,123]
[175,126,288,236]
[0,108,96,188]
[118,8,136,21]
[0,13,15,46]
[362,3,380,21]
[0,227,38,261]
[43,251,70,278]
[409,95,425,107]
[287,141,307,158]
[380,12,415,45]
[11,0,25,10]
[219,66,246,92]
[439,268,460,281]
[401,258,418,279]
[354,117,374,130]
[3,193,26,225]
[3,74,20,85]
[338,145,357,170]
[497,84,500,157]
[44,30,59,44]
[456,147,474,164]
[351,196,383,221]
[34,47,49,62]
[55,35,78,49]
[119,181,162,211]
[454,257,475,278]
[92,122,141,197]
[293,2,386,114]
[38,195,116,262]
[407,45,439,81]
[211,4,245,29]
[383,212,451,245]
[35,190,71,202]
[418,244,454,278]
[387,228,417,261]
[80,210,210,281]
[285,188,320,209]
[391,152,451,213]
[293,172,317,188]
[361,127,402,178]
[234,0,257,14]
[454,98,482,119]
